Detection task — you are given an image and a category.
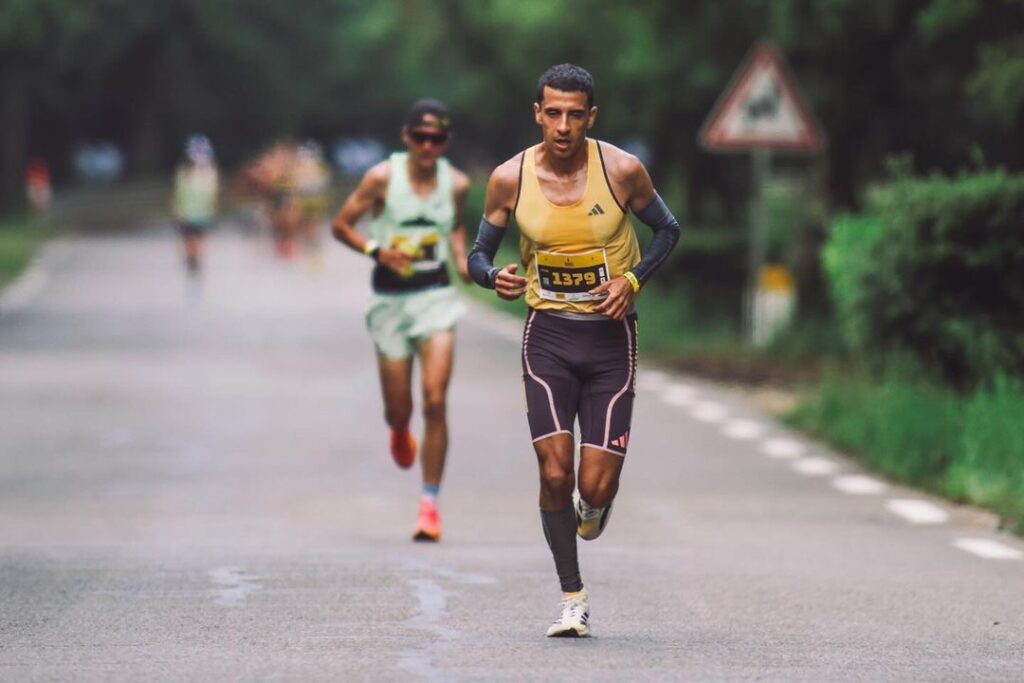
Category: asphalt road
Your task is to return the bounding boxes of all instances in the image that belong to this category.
[1,223,1022,682]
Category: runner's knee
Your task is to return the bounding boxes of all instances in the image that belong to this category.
[540,463,575,500]
[422,391,446,422]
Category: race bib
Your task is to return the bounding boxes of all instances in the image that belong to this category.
[535,249,610,302]
[391,230,442,273]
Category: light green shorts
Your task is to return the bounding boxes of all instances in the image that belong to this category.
[366,286,466,359]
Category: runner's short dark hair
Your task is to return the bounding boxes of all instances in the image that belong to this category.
[536,64,594,108]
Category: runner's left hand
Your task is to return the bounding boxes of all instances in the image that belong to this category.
[590,277,635,320]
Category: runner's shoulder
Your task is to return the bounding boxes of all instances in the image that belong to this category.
[595,140,646,186]
[360,159,391,195]
[486,152,525,207]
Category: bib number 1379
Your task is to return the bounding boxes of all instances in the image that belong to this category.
[535,249,610,302]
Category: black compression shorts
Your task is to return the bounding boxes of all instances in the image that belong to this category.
[521,309,638,456]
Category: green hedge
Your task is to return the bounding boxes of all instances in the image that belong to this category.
[823,170,1024,387]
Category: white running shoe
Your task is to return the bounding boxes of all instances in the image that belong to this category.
[574,490,612,541]
[545,589,591,638]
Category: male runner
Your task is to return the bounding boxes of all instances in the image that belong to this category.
[332,99,470,542]
[468,64,680,636]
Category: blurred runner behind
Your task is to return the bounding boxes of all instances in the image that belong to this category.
[331,99,471,542]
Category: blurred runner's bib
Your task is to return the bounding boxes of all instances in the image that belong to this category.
[391,230,442,273]
[535,249,609,302]
[369,152,455,293]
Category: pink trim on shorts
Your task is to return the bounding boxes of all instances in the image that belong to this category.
[602,317,635,449]
[523,310,562,433]
[533,430,574,443]
[580,442,627,457]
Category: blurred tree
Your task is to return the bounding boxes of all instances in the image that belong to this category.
[1,0,1021,218]
[0,0,96,206]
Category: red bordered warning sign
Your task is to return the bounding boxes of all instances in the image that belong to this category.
[699,42,824,152]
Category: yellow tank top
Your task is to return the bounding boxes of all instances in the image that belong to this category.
[514,138,641,314]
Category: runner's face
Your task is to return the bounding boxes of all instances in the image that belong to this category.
[533,87,596,160]
[402,118,449,169]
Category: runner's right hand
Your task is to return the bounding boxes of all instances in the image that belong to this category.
[378,247,414,277]
[495,263,527,300]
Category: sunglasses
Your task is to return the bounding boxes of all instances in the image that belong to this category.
[409,130,449,146]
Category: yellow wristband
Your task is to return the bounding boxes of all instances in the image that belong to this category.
[363,240,380,257]
[623,271,641,294]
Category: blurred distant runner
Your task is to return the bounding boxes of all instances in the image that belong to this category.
[468,64,680,636]
[293,140,332,270]
[172,135,219,276]
[331,99,470,541]
[243,142,301,260]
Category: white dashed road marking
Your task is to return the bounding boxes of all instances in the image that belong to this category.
[953,538,1023,560]
[721,419,765,440]
[886,499,949,525]
[791,457,841,476]
[760,438,806,459]
[208,566,262,606]
[689,401,728,423]
[637,367,1000,562]
[832,475,887,495]
[659,383,698,407]
[639,370,670,392]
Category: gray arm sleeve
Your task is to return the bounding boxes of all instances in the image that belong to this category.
[630,193,680,285]
[467,217,505,289]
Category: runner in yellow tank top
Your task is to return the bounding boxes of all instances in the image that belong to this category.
[469,64,681,638]
[515,138,641,314]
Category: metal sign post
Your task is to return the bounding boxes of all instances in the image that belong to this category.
[699,42,825,346]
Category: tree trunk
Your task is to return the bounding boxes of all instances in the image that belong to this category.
[0,67,30,211]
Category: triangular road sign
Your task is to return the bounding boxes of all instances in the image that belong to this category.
[700,42,824,152]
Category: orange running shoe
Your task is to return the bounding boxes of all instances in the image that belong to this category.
[389,429,417,469]
[413,499,441,542]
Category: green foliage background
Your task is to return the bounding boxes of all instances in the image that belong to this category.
[2,0,1023,216]
[823,170,1024,386]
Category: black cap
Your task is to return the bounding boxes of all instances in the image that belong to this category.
[405,98,451,131]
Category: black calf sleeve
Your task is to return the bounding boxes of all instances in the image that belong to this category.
[540,506,583,593]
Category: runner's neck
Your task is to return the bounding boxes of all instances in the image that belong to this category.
[406,156,438,198]
[538,137,589,177]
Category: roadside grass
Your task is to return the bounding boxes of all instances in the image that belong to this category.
[0,214,49,288]
[788,369,1024,533]
[950,378,1024,529]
